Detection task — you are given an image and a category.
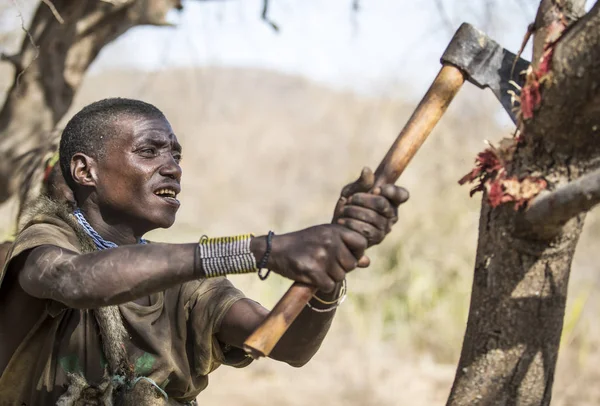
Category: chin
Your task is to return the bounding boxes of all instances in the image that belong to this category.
[154,213,177,229]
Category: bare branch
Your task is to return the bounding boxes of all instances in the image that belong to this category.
[41,0,64,23]
[0,0,184,204]
[261,0,279,32]
[11,0,39,88]
[521,167,600,239]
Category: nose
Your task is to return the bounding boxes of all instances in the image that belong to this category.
[159,155,182,182]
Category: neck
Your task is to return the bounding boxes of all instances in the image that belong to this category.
[78,200,141,246]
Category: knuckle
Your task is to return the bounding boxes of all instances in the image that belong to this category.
[322,279,336,293]
[315,247,329,262]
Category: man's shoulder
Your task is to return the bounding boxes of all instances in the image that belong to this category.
[1,199,82,284]
[12,215,81,258]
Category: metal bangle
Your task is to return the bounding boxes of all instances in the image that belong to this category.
[306,301,340,313]
[311,279,347,305]
[306,281,347,313]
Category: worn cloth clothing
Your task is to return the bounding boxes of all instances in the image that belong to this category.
[0,200,252,405]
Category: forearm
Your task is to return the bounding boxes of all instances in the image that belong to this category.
[217,282,343,367]
[270,282,343,366]
[22,243,199,308]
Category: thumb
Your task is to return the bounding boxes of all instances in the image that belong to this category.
[340,167,375,198]
[357,255,371,268]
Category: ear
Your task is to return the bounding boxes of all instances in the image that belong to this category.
[70,153,97,188]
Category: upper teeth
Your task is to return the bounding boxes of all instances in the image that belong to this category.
[155,188,176,198]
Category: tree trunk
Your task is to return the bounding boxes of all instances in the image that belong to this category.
[0,0,183,213]
[448,1,600,404]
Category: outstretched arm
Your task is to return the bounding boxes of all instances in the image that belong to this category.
[16,223,367,309]
[217,171,408,366]
[17,242,199,308]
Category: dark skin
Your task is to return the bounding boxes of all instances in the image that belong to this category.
[3,114,408,374]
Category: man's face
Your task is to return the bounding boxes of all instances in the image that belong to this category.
[94,114,182,233]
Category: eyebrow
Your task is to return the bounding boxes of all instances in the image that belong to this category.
[136,132,182,152]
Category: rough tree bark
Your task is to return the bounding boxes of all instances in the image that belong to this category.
[448,0,600,405]
[0,0,184,214]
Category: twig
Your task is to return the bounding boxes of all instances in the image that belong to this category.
[522,167,600,239]
[261,0,279,32]
[41,0,64,24]
[11,0,39,88]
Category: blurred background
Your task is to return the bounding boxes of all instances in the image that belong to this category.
[0,0,598,404]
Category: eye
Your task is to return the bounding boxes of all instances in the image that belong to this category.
[173,152,182,163]
[139,147,158,157]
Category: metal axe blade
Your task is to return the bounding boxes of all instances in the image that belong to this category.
[441,23,530,124]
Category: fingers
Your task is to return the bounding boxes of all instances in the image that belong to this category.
[378,184,410,206]
[336,243,359,275]
[338,217,386,246]
[311,269,338,293]
[337,226,368,255]
[347,192,397,219]
[333,167,376,222]
[340,205,388,232]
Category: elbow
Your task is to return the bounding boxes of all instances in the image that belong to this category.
[286,357,311,368]
[273,346,319,368]
[58,288,91,309]
[55,282,87,309]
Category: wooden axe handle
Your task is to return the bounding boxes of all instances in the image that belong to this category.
[243,65,466,359]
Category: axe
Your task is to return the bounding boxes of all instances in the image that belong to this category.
[243,23,530,359]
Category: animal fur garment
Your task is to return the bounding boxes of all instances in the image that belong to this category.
[20,196,173,405]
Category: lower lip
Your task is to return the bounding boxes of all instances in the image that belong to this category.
[155,194,181,209]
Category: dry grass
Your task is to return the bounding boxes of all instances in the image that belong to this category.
[3,66,599,404]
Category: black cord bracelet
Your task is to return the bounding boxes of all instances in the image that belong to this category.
[257,230,274,280]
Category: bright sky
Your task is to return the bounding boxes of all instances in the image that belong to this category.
[2,0,595,98]
[92,0,551,97]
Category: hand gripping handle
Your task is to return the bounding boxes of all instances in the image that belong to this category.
[243,65,466,359]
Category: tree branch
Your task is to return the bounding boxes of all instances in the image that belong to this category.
[261,0,279,32]
[0,0,183,205]
[521,167,600,239]
[41,0,64,23]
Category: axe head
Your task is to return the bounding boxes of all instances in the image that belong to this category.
[441,23,530,124]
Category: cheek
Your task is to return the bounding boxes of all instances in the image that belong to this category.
[98,169,148,205]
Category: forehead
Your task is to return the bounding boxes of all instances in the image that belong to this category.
[110,114,181,151]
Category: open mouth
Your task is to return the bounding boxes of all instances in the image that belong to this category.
[154,187,180,206]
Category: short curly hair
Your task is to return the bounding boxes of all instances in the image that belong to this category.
[59,98,165,189]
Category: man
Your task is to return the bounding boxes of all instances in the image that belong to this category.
[0,98,408,405]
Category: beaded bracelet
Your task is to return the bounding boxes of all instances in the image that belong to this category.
[197,234,258,278]
[257,231,274,280]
